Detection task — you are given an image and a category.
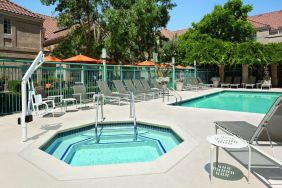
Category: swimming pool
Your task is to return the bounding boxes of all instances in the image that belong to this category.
[174,91,282,114]
[41,122,182,166]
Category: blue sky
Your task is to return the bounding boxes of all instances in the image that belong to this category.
[12,0,282,31]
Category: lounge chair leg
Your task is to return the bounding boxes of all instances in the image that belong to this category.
[216,146,219,168]
[210,145,214,183]
[248,145,251,183]
[264,126,276,157]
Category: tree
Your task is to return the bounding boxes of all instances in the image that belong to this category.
[191,0,255,42]
[41,0,108,58]
[41,0,175,62]
[159,36,178,63]
[104,0,175,63]
[177,0,262,66]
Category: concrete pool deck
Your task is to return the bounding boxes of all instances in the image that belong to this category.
[0,88,282,188]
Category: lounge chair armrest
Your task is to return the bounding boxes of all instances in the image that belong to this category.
[86,92,95,95]
[73,93,82,101]
[43,100,55,109]
[47,95,63,102]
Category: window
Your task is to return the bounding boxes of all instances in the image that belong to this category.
[4,19,12,34]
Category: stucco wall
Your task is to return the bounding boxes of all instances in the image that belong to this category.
[0,11,43,60]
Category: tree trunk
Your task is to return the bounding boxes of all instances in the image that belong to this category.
[242,64,249,83]
[271,64,278,87]
[218,64,225,82]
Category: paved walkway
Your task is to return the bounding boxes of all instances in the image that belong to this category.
[0,88,281,188]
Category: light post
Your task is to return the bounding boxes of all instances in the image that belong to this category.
[102,48,107,81]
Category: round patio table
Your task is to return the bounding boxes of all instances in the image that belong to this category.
[207,134,251,183]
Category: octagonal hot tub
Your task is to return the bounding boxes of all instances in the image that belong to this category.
[40,122,183,166]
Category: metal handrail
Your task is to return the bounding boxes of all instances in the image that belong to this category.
[169,87,182,104]
[94,93,104,143]
[130,92,137,141]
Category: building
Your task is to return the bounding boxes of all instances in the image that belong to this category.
[161,10,282,45]
[248,10,282,44]
[39,14,68,53]
[0,0,43,59]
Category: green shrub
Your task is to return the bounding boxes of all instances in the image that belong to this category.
[8,80,21,93]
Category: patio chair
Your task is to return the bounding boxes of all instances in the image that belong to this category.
[124,80,152,100]
[230,77,241,88]
[151,79,170,95]
[221,77,232,88]
[261,79,272,90]
[215,96,282,157]
[183,77,200,91]
[140,79,159,92]
[97,80,129,105]
[191,77,205,89]
[72,85,94,107]
[245,76,256,89]
[36,86,63,104]
[32,94,59,117]
[132,80,156,99]
[112,80,145,101]
[197,77,213,87]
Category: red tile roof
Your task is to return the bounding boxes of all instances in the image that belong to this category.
[39,14,59,41]
[248,10,282,30]
[37,13,69,45]
[0,0,41,19]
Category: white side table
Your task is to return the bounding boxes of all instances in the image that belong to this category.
[207,134,251,183]
[62,98,77,111]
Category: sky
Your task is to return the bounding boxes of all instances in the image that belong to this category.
[11,0,282,31]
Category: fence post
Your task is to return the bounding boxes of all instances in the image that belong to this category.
[194,60,197,78]
[172,57,175,89]
[120,64,123,81]
[59,64,63,96]
[102,48,107,82]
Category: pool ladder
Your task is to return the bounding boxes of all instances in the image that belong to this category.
[130,92,137,141]
[94,93,104,143]
[169,87,182,104]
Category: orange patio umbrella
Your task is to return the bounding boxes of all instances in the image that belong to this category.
[62,54,100,63]
[158,63,172,68]
[137,60,156,66]
[186,66,194,69]
[95,59,117,65]
[44,55,61,62]
[175,65,186,69]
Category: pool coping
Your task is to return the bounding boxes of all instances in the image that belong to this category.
[166,89,282,114]
[19,120,198,180]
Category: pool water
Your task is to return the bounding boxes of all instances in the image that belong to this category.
[175,91,282,114]
[41,123,182,166]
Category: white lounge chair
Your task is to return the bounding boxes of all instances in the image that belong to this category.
[221,77,232,88]
[261,79,272,90]
[245,76,256,89]
[32,94,59,117]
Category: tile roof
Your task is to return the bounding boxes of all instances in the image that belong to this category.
[248,10,282,30]
[37,13,69,45]
[0,0,41,19]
